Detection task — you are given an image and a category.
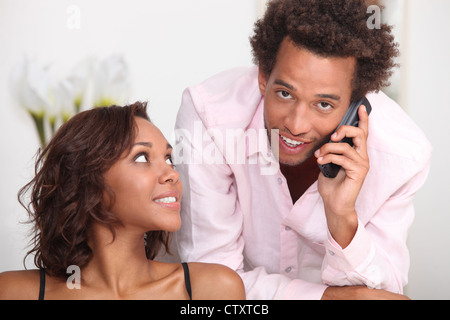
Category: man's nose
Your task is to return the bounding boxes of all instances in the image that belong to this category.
[284,103,312,135]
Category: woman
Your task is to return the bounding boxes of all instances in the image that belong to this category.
[0,102,245,300]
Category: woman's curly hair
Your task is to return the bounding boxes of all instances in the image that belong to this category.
[250,0,399,100]
[18,102,171,279]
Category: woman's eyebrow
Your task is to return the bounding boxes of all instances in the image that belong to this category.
[133,142,172,150]
[134,142,153,148]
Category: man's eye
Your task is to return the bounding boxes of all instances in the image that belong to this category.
[318,102,333,110]
[277,91,292,99]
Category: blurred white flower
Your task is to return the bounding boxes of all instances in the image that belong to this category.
[11,54,131,148]
[50,79,75,125]
[10,57,56,147]
[92,54,131,107]
[67,56,96,113]
[10,57,78,147]
[10,57,53,116]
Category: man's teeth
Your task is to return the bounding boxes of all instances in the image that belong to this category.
[155,197,176,204]
[281,135,304,147]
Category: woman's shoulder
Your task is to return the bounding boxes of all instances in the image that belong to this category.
[187,262,245,300]
[0,270,41,300]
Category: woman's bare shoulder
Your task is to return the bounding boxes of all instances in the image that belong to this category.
[187,262,246,300]
[0,270,41,300]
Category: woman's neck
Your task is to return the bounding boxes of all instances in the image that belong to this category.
[82,223,153,297]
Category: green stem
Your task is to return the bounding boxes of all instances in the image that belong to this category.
[48,116,56,137]
[75,97,82,114]
[30,111,46,149]
[62,111,71,123]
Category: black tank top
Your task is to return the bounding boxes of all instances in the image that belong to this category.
[38,262,192,300]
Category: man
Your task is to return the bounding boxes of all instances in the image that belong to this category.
[173,0,431,299]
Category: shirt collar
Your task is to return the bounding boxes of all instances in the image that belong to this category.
[245,97,278,166]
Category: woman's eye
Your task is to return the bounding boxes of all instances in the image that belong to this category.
[277,90,292,99]
[166,157,174,166]
[135,154,149,163]
[318,102,333,110]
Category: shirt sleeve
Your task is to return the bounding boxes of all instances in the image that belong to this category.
[321,160,431,294]
[174,88,328,300]
[174,88,244,269]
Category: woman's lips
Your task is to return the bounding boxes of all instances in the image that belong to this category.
[153,191,180,210]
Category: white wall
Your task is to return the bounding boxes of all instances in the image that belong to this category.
[1,0,448,300]
[402,0,450,300]
[0,0,256,270]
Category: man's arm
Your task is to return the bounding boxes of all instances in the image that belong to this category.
[322,286,410,300]
[316,103,432,292]
[321,165,430,293]
[315,105,371,249]
[174,88,413,299]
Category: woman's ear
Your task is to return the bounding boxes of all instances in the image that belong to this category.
[258,66,268,96]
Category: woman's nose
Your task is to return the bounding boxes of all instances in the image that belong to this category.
[159,163,180,184]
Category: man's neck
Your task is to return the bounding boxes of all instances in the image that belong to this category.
[280,156,320,204]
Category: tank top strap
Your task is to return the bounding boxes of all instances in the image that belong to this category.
[38,269,46,300]
[181,262,192,300]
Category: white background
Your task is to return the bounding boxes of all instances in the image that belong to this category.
[0,0,448,300]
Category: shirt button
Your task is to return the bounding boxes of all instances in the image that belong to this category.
[285,226,292,231]
[285,267,292,273]
[277,177,283,185]
[328,250,335,256]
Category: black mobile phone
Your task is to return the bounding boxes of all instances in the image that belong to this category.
[318,96,372,178]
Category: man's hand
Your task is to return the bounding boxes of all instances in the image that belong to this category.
[315,105,370,248]
[321,286,411,300]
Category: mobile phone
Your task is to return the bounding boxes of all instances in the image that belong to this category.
[318,96,372,178]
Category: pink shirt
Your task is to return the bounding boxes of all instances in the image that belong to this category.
[173,66,432,300]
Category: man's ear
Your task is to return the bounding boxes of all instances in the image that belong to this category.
[258,66,268,96]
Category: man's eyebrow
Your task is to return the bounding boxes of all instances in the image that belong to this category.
[274,79,295,91]
[316,93,341,102]
[274,79,341,102]
[167,143,173,150]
